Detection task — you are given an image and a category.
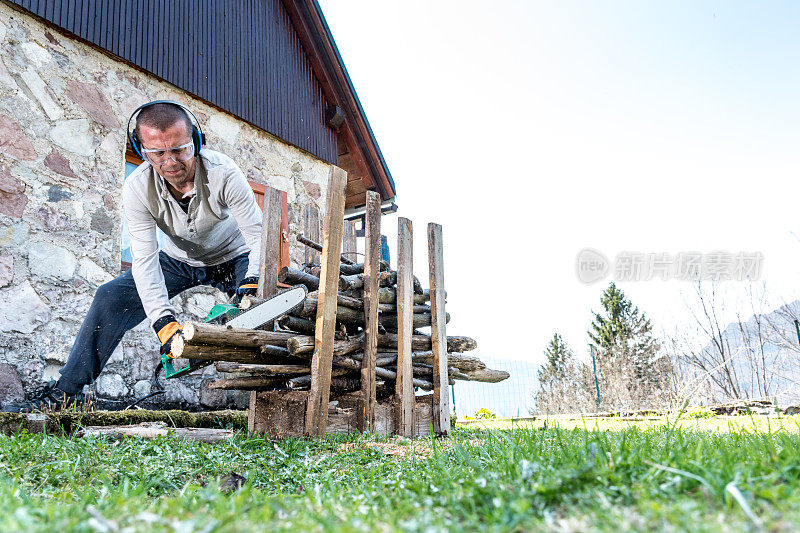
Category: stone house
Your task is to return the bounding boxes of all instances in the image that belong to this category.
[0,0,395,410]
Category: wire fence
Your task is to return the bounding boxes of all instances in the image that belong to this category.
[450,358,539,419]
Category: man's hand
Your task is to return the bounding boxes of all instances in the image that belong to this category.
[154,314,182,357]
[236,276,259,298]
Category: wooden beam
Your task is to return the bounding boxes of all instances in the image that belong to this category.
[358,191,381,432]
[256,186,283,301]
[279,190,289,270]
[302,203,321,265]
[249,185,283,435]
[395,217,414,437]
[342,219,358,263]
[304,165,348,436]
[428,223,451,435]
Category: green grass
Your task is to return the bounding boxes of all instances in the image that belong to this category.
[2,416,800,531]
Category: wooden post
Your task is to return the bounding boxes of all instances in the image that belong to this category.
[256,186,283,301]
[395,217,414,437]
[342,219,357,263]
[304,165,348,436]
[358,191,381,432]
[248,185,283,435]
[302,203,321,265]
[428,223,451,435]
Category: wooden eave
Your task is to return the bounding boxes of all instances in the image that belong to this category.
[282,0,396,210]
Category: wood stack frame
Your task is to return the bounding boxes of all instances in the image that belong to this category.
[253,166,450,437]
[173,165,489,437]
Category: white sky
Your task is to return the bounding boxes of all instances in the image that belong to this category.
[318,0,800,367]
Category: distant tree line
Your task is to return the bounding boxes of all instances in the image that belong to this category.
[535,282,676,414]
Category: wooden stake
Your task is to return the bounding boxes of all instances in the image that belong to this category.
[359,190,381,432]
[249,185,282,435]
[342,219,358,262]
[302,203,321,265]
[257,185,283,302]
[395,217,414,437]
[304,165,348,436]
[428,223,451,435]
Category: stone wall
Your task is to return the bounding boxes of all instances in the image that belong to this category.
[0,3,332,410]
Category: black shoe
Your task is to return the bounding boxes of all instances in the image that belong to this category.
[28,381,86,412]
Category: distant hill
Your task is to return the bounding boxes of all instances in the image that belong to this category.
[690,300,800,405]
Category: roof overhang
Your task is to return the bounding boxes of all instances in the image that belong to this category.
[282,0,397,209]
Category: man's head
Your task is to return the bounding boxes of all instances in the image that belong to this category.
[135,103,197,191]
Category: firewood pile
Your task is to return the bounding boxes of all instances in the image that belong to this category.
[170,243,509,398]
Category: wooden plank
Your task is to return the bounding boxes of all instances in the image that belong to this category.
[358,191,381,432]
[395,217,414,437]
[279,190,289,270]
[428,223,451,435]
[304,165,348,436]
[256,185,283,301]
[249,185,282,435]
[302,203,321,264]
[342,219,358,263]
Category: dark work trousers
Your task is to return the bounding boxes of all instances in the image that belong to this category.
[57,251,250,394]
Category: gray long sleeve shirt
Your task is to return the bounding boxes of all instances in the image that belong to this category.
[122,149,262,326]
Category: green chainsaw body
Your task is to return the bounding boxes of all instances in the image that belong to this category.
[159,285,307,379]
[160,303,243,379]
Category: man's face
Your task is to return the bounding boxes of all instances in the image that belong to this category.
[138,121,197,190]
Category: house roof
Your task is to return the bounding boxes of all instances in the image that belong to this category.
[283,0,397,208]
[6,0,396,208]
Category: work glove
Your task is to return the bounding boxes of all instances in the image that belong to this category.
[154,314,182,357]
[236,276,259,298]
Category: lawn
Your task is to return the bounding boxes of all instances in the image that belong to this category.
[1,415,799,531]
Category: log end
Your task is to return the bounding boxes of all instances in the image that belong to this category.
[182,322,196,341]
[171,335,186,358]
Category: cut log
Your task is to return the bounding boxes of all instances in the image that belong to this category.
[260,345,292,358]
[209,376,287,390]
[182,322,295,349]
[339,261,390,276]
[332,355,433,391]
[277,315,316,335]
[297,234,354,265]
[287,368,349,389]
[78,423,234,444]
[171,337,279,363]
[377,303,431,314]
[288,332,365,357]
[338,271,396,291]
[375,354,397,366]
[452,368,510,383]
[379,312,450,330]
[412,351,486,372]
[376,287,432,305]
[214,362,310,375]
[296,297,363,322]
[278,267,320,291]
[305,290,364,309]
[377,332,477,353]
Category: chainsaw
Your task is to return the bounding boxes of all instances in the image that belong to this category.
[161,285,307,379]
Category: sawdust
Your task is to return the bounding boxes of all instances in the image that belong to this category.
[336,438,483,459]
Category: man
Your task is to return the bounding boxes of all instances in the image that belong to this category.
[35,101,263,408]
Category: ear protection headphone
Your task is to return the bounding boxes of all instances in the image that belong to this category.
[126,100,206,159]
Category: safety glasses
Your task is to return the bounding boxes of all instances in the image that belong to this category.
[141,141,195,165]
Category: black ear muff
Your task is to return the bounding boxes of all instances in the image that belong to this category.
[191,126,204,156]
[127,100,206,159]
[130,130,143,159]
